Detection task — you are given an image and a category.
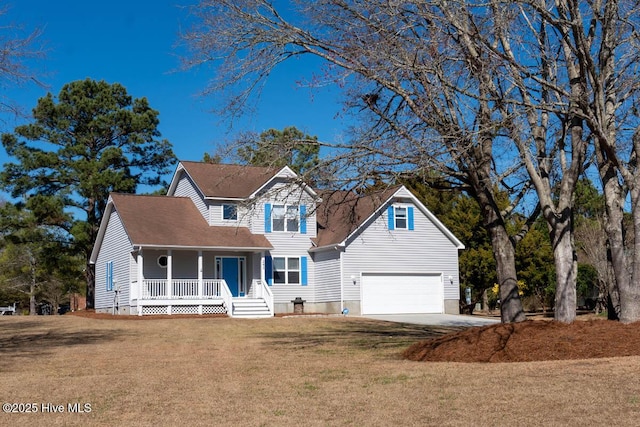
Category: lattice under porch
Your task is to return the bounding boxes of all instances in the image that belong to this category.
[139,302,227,316]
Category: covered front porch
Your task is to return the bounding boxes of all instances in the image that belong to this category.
[130,248,273,317]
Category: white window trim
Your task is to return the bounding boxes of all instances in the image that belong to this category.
[272,256,301,285]
[394,206,408,230]
[222,203,238,221]
[272,204,300,232]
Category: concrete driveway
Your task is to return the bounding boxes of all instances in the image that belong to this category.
[363,313,500,327]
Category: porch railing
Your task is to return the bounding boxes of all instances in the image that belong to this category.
[139,279,226,300]
[253,279,274,316]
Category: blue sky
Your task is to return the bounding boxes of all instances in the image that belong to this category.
[0,0,347,189]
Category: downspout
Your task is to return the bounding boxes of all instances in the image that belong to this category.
[339,247,344,314]
[112,281,119,315]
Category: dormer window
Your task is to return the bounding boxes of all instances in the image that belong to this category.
[223,204,238,221]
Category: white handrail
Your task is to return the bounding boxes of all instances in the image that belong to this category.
[172,279,199,298]
[203,279,224,298]
[219,280,234,317]
[255,279,274,316]
[142,279,167,299]
[141,279,226,301]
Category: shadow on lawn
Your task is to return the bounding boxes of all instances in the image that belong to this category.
[262,318,465,356]
[0,319,127,369]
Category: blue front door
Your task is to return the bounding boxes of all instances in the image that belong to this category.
[222,257,240,297]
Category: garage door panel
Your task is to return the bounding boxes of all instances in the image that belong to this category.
[362,273,443,314]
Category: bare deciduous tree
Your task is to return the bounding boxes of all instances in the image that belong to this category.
[588,0,640,323]
[181,0,559,322]
[0,5,43,116]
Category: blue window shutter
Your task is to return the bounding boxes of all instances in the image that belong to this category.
[265,256,273,286]
[387,206,395,230]
[408,206,415,230]
[106,261,113,291]
[300,205,307,234]
[264,203,271,233]
[301,256,308,286]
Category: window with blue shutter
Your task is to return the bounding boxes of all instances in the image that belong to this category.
[264,203,272,233]
[301,256,308,286]
[300,205,307,234]
[269,256,307,285]
[106,261,113,291]
[388,205,414,231]
[265,256,273,285]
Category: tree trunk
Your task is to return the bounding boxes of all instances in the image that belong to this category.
[29,283,36,315]
[619,186,640,323]
[550,216,577,323]
[485,215,526,323]
[598,154,628,321]
[607,292,620,321]
[85,262,95,310]
[29,250,37,315]
[619,286,640,323]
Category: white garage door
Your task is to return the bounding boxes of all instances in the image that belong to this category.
[361,273,443,314]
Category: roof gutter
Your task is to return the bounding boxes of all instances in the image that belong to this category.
[132,244,273,251]
[308,242,346,253]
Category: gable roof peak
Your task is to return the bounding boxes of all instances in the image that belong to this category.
[171,161,286,199]
[313,184,464,250]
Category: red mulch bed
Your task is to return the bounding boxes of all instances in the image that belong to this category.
[403,319,640,363]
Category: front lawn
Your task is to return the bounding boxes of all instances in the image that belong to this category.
[0,315,637,426]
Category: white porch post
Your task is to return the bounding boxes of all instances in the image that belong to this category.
[167,250,173,315]
[198,251,203,315]
[260,251,265,283]
[137,249,144,316]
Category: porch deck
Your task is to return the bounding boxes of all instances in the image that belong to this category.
[130,279,273,317]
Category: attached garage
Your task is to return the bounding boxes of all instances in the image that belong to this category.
[361,272,444,315]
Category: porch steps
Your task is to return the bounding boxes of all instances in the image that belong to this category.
[232,298,272,318]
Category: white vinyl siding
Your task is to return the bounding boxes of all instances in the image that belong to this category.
[255,179,316,303]
[312,249,342,303]
[171,251,198,279]
[173,173,208,222]
[251,181,316,238]
[266,234,315,304]
[94,208,134,310]
[342,200,461,304]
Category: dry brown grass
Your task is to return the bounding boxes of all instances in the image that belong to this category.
[1,315,639,426]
